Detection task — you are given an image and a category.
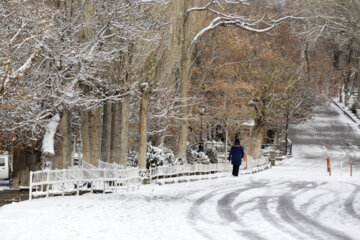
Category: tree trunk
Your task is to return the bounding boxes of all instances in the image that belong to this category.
[174,0,206,161]
[101,101,112,162]
[138,93,149,169]
[89,108,102,166]
[80,108,102,166]
[80,110,91,163]
[119,97,129,167]
[250,120,265,160]
[339,84,343,103]
[110,102,121,164]
[110,103,117,163]
[273,130,279,152]
[225,127,228,160]
[54,109,73,169]
[344,71,351,106]
[358,71,360,102]
[109,99,129,166]
[12,147,41,188]
[174,1,190,160]
[304,43,311,82]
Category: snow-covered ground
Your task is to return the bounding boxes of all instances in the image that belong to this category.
[0,103,359,240]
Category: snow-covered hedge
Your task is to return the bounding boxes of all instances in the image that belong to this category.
[127,143,223,168]
[186,148,210,164]
[146,145,178,168]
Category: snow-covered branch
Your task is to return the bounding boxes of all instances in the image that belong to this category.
[41,114,60,155]
[188,0,298,48]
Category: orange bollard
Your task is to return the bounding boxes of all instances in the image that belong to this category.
[327,157,331,176]
[327,157,330,173]
[244,153,248,170]
[350,162,353,177]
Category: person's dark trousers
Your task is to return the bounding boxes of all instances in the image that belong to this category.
[232,164,240,176]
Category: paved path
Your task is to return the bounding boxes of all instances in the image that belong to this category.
[187,103,360,240]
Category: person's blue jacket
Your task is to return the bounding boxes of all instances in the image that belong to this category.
[228,143,244,165]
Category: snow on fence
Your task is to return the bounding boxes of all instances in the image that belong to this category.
[29,166,141,200]
[149,163,232,180]
[98,159,125,170]
[29,158,270,200]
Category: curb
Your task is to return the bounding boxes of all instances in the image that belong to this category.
[154,163,271,185]
[332,100,359,127]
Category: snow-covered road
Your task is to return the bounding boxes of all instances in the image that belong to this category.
[0,103,359,240]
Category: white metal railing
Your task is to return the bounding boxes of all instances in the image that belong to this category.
[98,159,125,170]
[81,160,98,169]
[29,167,141,200]
[149,163,232,180]
[29,158,270,200]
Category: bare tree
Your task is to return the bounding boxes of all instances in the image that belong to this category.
[175,0,298,160]
[299,0,360,105]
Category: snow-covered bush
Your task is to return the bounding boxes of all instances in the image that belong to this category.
[146,145,176,168]
[127,150,138,168]
[186,148,210,164]
[350,102,360,117]
[205,148,217,164]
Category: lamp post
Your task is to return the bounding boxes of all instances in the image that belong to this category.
[198,107,205,152]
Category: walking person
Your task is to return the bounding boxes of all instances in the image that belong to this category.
[228,139,244,177]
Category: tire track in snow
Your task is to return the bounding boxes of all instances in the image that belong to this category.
[215,181,268,224]
[216,189,243,222]
[188,181,264,239]
[187,186,248,240]
[235,230,268,240]
[345,185,360,222]
[277,193,353,240]
[253,181,327,240]
[256,196,305,240]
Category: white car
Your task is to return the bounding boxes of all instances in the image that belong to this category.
[0,155,10,180]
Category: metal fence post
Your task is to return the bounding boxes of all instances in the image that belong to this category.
[46,170,50,198]
[29,171,33,200]
[62,170,65,197]
[149,167,152,184]
[76,169,80,196]
[103,169,106,194]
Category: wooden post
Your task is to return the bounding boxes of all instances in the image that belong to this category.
[350,162,353,177]
[327,157,330,173]
[270,150,275,166]
[327,157,331,176]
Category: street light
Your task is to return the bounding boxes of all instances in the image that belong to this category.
[198,107,205,152]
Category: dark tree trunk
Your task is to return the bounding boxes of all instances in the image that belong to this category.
[12,147,41,188]
[101,101,112,162]
[54,109,73,169]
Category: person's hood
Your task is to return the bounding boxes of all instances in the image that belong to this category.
[234,142,240,146]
